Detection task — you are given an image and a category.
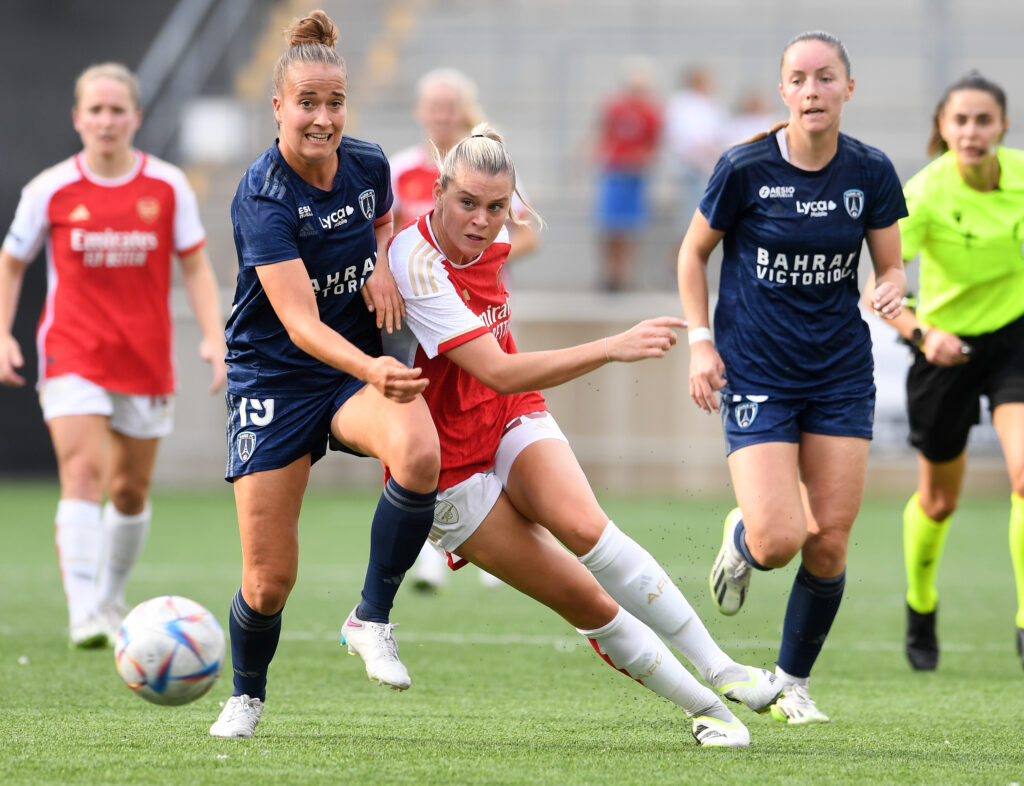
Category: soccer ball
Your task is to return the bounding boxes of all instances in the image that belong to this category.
[114,595,225,706]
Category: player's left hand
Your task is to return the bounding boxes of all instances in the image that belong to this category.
[362,264,406,334]
[199,336,228,393]
[871,280,902,320]
[606,317,686,362]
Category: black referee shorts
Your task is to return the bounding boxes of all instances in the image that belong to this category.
[906,312,1024,463]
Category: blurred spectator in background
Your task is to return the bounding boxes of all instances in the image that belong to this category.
[664,66,725,229]
[390,67,539,262]
[724,88,778,146]
[592,58,662,292]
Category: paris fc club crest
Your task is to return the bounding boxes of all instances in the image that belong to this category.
[358,189,375,221]
[843,189,864,219]
[237,431,256,462]
[734,402,758,429]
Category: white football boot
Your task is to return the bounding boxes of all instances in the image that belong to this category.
[709,508,751,615]
[210,694,264,738]
[341,607,411,690]
[715,665,783,714]
[769,683,830,724]
[691,714,750,748]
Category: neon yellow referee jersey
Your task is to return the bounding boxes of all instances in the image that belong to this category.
[900,147,1024,335]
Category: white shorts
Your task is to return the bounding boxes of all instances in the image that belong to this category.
[39,374,174,439]
[431,410,568,568]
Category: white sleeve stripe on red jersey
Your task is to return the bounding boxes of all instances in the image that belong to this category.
[409,238,442,297]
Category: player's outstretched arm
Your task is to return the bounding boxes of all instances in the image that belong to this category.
[0,249,28,387]
[443,316,685,396]
[258,257,427,399]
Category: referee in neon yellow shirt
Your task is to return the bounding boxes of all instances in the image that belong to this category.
[868,72,1024,671]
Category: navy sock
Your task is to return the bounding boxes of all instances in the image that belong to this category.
[733,518,770,571]
[356,477,437,623]
[777,564,846,678]
[228,589,282,702]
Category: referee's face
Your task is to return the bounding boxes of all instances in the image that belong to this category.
[274,62,347,171]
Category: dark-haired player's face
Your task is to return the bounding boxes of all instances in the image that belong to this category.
[274,62,347,170]
[779,40,853,135]
[72,77,141,158]
[939,89,1006,167]
[431,167,513,264]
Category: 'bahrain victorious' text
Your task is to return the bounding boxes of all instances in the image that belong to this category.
[755,249,858,286]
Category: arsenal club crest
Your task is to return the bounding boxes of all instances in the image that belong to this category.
[136,196,161,223]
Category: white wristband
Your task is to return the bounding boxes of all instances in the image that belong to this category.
[688,327,713,345]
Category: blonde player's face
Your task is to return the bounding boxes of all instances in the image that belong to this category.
[72,77,141,158]
[778,40,853,135]
[939,89,1007,167]
[432,167,513,265]
[418,83,471,153]
[274,62,347,171]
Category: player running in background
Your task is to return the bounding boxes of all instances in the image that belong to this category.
[390,66,539,590]
[864,72,1024,671]
[0,62,226,648]
[209,9,440,738]
[384,123,782,748]
[677,31,906,723]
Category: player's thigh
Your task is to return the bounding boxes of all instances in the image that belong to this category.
[47,413,110,501]
[459,491,617,631]
[232,457,310,610]
[501,433,607,556]
[727,441,806,557]
[993,402,1024,495]
[107,432,160,513]
[331,384,438,490]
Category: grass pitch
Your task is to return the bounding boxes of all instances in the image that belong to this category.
[1,480,1022,785]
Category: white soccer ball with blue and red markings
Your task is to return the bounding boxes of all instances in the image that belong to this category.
[114,595,225,706]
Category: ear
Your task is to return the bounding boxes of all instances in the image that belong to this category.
[132,109,143,134]
[432,177,443,205]
[71,107,81,134]
[845,77,855,103]
[272,95,282,126]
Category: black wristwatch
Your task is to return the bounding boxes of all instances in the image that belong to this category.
[910,325,929,349]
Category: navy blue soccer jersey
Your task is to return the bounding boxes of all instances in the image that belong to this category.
[225,138,394,395]
[700,131,907,397]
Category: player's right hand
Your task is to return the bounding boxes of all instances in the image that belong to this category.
[689,341,726,412]
[922,328,970,367]
[366,355,428,403]
[0,333,26,387]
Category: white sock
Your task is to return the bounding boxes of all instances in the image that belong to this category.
[96,500,150,609]
[579,520,735,683]
[775,665,807,689]
[55,499,103,624]
[579,607,733,720]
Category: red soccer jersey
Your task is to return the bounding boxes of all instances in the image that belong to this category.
[2,152,206,395]
[597,93,662,169]
[385,213,545,491]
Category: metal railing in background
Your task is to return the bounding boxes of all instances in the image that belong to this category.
[134,0,266,160]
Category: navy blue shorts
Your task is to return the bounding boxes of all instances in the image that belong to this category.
[224,377,366,480]
[719,387,875,455]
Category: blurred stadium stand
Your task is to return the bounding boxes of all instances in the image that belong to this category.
[2,0,1016,492]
